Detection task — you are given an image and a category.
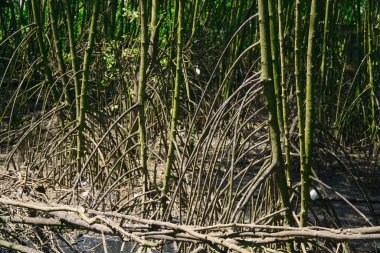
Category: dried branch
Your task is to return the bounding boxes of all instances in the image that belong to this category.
[0,239,42,253]
[1,197,380,252]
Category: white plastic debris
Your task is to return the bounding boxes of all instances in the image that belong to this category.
[81,190,90,198]
[110,104,118,112]
[310,188,319,201]
[195,67,201,76]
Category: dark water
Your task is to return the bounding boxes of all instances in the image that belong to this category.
[58,235,176,253]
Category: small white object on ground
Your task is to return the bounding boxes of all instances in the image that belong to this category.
[81,190,90,198]
[195,67,201,76]
[310,188,319,201]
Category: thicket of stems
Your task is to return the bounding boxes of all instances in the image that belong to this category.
[0,0,379,251]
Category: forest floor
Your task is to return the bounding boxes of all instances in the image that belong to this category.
[307,157,380,252]
[0,148,379,252]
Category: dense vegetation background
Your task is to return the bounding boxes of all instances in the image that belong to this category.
[0,0,379,252]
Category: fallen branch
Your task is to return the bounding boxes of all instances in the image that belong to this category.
[0,215,61,226]
[0,239,42,253]
[1,197,380,252]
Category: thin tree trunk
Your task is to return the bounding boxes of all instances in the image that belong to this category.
[319,0,331,122]
[77,0,100,170]
[48,0,72,116]
[355,0,361,66]
[116,0,126,39]
[258,0,293,235]
[148,0,159,61]
[190,0,199,38]
[110,0,118,39]
[366,0,376,135]
[301,0,319,227]
[277,0,291,187]
[138,0,150,197]
[294,0,307,224]
[30,0,62,124]
[65,0,81,120]
[162,0,183,217]
[268,0,283,131]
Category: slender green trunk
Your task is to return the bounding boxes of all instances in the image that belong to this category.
[48,0,71,115]
[110,0,118,39]
[30,0,54,91]
[9,1,22,45]
[65,0,81,120]
[162,0,183,216]
[167,0,178,102]
[223,0,238,99]
[355,0,361,65]
[353,0,362,111]
[138,0,150,195]
[117,0,126,39]
[294,0,307,224]
[268,0,283,131]
[77,0,100,169]
[301,0,318,227]
[258,0,293,232]
[319,0,331,122]
[31,0,62,123]
[277,0,291,187]
[148,0,159,61]
[191,0,199,38]
[366,0,376,135]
